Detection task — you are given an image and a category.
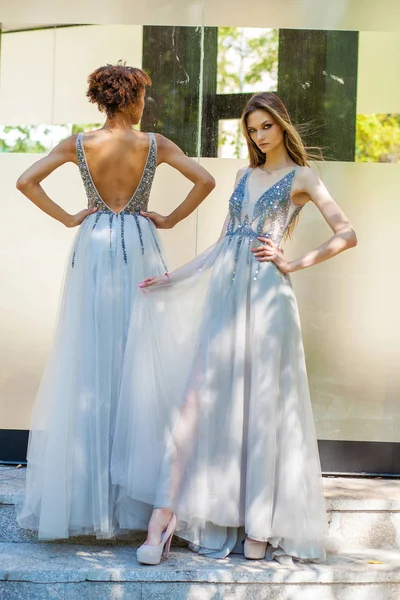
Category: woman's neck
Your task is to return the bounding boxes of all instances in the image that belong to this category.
[103,113,134,132]
[261,146,295,173]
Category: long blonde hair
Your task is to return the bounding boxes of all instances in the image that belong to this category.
[241,92,322,237]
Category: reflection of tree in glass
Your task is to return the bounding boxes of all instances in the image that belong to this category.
[0,123,102,153]
[356,114,400,163]
[218,27,278,94]
[0,126,47,153]
[71,124,102,135]
[218,27,278,159]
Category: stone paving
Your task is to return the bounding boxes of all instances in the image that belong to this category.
[1,466,400,599]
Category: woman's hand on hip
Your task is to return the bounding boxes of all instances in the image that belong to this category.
[141,211,172,229]
[252,237,292,274]
[65,207,98,227]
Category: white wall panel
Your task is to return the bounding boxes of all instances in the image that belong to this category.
[0,29,55,125]
[53,25,143,124]
[357,32,400,114]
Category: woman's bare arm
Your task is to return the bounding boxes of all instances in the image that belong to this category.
[16,136,97,227]
[140,135,215,229]
[253,167,357,273]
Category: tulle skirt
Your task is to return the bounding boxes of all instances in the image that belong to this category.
[16,211,167,540]
[112,234,328,561]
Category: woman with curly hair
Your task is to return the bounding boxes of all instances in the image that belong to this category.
[15,63,215,540]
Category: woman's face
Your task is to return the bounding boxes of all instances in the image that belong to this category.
[246,109,284,154]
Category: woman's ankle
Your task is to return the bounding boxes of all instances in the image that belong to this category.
[153,507,173,518]
[246,536,265,544]
[145,508,173,546]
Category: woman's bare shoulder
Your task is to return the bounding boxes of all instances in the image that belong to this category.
[294,165,319,183]
[48,134,79,162]
[154,133,179,151]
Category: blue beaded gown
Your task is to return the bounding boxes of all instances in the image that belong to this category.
[112,166,328,561]
[16,132,168,540]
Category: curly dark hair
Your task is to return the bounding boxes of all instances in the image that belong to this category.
[86,63,152,117]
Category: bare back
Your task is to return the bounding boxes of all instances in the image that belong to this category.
[76,129,154,214]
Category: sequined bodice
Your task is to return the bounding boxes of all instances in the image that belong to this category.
[225,168,302,280]
[76,132,157,215]
[226,168,301,246]
[72,132,167,272]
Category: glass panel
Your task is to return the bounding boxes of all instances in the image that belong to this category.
[141,25,204,157]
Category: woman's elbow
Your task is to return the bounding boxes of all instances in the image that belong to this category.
[347,227,358,248]
[16,175,30,192]
[201,175,216,193]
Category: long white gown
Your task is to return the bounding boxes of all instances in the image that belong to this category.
[112,166,328,561]
[16,132,168,540]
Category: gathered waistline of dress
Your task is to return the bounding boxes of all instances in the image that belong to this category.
[92,208,147,217]
[71,209,167,271]
[225,225,276,283]
[226,224,259,240]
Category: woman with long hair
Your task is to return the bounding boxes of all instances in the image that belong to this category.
[15,63,215,540]
[119,91,357,564]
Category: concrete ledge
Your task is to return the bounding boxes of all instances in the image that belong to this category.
[1,543,400,585]
[2,467,400,550]
[0,466,25,506]
[324,477,400,512]
[1,581,399,600]
[3,467,400,511]
[0,505,37,543]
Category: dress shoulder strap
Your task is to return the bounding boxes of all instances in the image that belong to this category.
[147,132,157,164]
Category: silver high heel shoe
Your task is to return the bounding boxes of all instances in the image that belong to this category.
[244,537,267,560]
[136,514,177,565]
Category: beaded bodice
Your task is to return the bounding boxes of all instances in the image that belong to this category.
[72,132,167,272]
[226,168,301,247]
[76,132,157,215]
[225,168,302,280]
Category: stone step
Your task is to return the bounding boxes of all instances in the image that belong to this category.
[1,466,400,550]
[324,476,400,549]
[1,541,400,600]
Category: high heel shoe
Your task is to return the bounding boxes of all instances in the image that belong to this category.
[244,537,267,560]
[136,514,177,565]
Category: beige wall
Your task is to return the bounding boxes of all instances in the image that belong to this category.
[0,155,81,429]
[288,162,400,442]
[196,159,400,443]
[1,6,400,445]
[0,154,198,430]
[2,153,399,443]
